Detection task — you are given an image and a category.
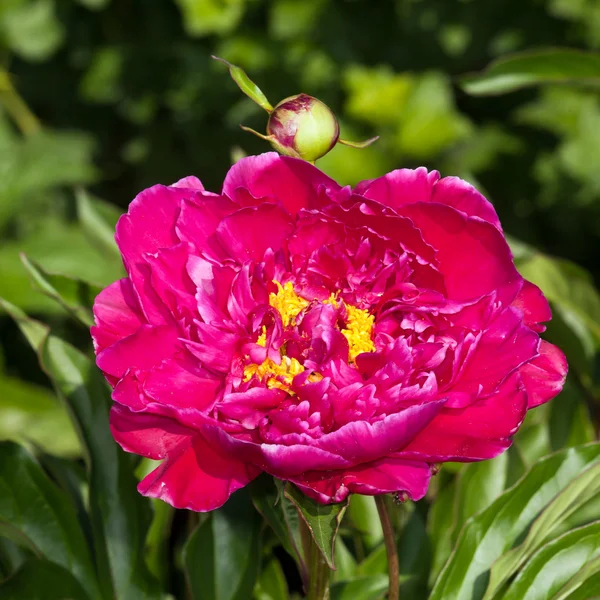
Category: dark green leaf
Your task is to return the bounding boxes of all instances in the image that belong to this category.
[549,380,595,451]
[346,495,383,551]
[284,484,349,570]
[429,443,600,600]
[250,475,306,578]
[0,442,100,600]
[503,521,600,600]
[461,49,600,96]
[399,508,431,600]
[0,299,160,599]
[75,189,122,262]
[184,488,261,600]
[254,558,289,600]
[0,558,90,599]
[20,254,95,327]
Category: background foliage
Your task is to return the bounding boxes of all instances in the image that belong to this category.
[1,0,600,599]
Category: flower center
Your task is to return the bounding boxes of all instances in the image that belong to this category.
[243,281,375,390]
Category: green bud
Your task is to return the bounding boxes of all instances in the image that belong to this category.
[266,94,340,162]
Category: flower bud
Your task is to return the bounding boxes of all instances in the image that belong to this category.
[266,94,340,162]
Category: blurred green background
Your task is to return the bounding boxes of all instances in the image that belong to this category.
[1,0,600,597]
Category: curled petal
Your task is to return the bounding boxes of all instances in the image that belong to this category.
[520,340,568,408]
[289,457,432,504]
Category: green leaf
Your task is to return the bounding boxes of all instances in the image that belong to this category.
[0,373,80,458]
[452,452,508,543]
[284,484,349,570]
[346,495,383,551]
[0,442,101,600]
[517,253,600,342]
[503,521,600,600]
[20,254,95,327]
[429,443,600,600]
[0,299,160,599]
[184,488,261,600]
[75,189,122,262]
[330,574,388,600]
[0,558,90,599]
[399,508,431,600]
[427,478,458,586]
[212,56,273,112]
[250,475,306,578]
[484,457,600,599]
[254,558,289,600]
[549,380,595,451]
[460,49,600,96]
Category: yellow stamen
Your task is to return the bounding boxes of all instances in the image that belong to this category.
[342,304,376,361]
[269,281,309,327]
[243,355,304,391]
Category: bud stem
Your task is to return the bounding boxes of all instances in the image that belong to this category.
[338,136,380,149]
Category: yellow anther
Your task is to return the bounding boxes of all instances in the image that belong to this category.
[269,281,309,327]
[342,304,376,361]
[243,355,305,391]
[256,326,267,347]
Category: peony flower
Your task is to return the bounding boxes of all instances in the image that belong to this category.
[92,153,567,511]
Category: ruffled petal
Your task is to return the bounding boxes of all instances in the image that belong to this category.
[512,280,552,333]
[398,203,520,302]
[110,402,194,459]
[520,340,568,408]
[289,457,432,504]
[138,434,260,512]
[400,372,527,462]
[92,278,145,353]
[96,324,179,379]
[222,153,340,215]
[216,204,294,264]
[354,167,439,208]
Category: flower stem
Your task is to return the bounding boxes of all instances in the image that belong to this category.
[375,495,400,600]
[307,530,331,600]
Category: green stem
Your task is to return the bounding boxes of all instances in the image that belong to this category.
[375,495,400,600]
[0,70,42,136]
[307,530,331,600]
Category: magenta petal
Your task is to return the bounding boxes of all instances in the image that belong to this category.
[289,457,432,504]
[92,278,145,353]
[96,324,179,379]
[314,399,445,464]
[222,152,340,215]
[355,167,440,209]
[110,403,194,459]
[172,176,205,191]
[431,176,501,230]
[138,435,260,512]
[512,280,552,333]
[216,204,294,264]
[400,373,527,462]
[520,340,568,408]
[399,203,520,302]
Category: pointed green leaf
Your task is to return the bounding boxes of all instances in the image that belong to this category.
[429,443,600,600]
[284,484,349,570]
[20,254,95,327]
[212,56,273,112]
[460,49,600,96]
[503,522,600,600]
[254,558,289,600]
[330,574,388,600]
[0,442,101,600]
[250,475,306,578]
[184,488,261,600]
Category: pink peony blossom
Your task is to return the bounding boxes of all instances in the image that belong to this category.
[92,153,567,511]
